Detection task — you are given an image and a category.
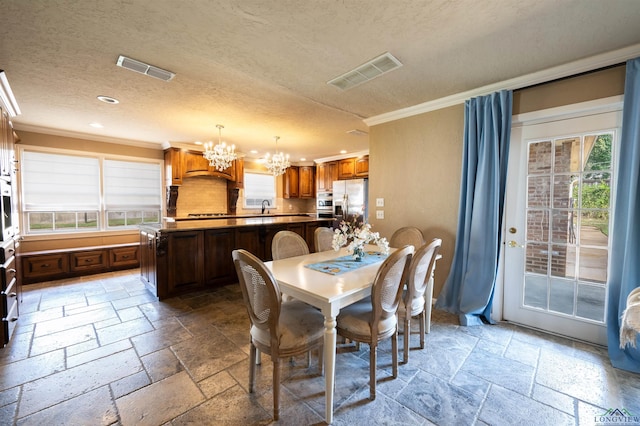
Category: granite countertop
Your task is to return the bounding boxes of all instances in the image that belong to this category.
[141,214,333,232]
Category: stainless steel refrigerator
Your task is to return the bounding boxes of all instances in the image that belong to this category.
[332,178,368,223]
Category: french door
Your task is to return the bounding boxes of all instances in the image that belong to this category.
[502,101,622,345]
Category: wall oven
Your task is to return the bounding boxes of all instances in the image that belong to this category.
[316,192,333,218]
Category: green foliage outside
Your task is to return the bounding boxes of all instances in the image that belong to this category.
[580,134,612,236]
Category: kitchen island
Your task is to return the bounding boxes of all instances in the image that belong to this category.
[139,215,334,299]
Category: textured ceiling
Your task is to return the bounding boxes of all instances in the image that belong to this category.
[2,0,640,162]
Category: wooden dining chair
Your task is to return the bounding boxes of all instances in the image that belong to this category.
[397,238,442,363]
[336,245,414,400]
[314,226,335,252]
[389,226,425,249]
[272,230,309,260]
[232,249,325,421]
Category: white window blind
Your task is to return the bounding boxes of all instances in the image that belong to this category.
[104,160,161,209]
[22,151,100,211]
[243,172,276,208]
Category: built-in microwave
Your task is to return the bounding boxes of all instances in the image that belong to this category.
[0,180,14,241]
[316,192,333,218]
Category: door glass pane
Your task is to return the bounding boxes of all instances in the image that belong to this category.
[551,209,576,244]
[524,275,547,309]
[576,283,606,322]
[526,210,549,242]
[528,141,552,174]
[527,176,551,207]
[525,242,548,274]
[549,278,575,315]
[578,247,608,283]
[554,137,581,173]
[551,244,574,279]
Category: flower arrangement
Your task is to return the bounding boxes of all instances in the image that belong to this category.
[332,218,390,261]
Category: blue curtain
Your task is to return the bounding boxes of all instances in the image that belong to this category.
[435,90,512,326]
[606,57,640,373]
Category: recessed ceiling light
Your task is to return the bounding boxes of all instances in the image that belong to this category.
[89,122,104,128]
[340,150,347,154]
[194,141,203,145]
[250,150,258,154]
[97,95,119,104]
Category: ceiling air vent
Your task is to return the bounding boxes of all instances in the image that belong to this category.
[116,55,175,82]
[328,52,402,91]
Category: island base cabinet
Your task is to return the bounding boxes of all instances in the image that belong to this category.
[204,229,236,286]
[141,219,333,299]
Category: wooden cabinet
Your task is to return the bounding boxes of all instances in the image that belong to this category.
[336,155,368,179]
[355,155,369,177]
[164,148,183,186]
[317,161,338,192]
[140,230,157,294]
[142,219,334,299]
[284,165,315,199]
[182,150,236,181]
[283,166,299,198]
[338,158,356,180]
[21,244,140,284]
[299,166,315,198]
[0,108,17,179]
[204,229,236,286]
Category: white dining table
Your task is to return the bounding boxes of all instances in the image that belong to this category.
[264,245,387,424]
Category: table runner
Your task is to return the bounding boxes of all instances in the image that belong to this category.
[305,251,387,275]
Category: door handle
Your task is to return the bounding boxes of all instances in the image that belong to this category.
[507,240,524,248]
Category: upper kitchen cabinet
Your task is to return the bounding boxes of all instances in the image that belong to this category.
[163,148,243,184]
[283,166,299,198]
[0,107,16,179]
[283,165,315,199]
[317,161,338,193]
[337,155,368,180]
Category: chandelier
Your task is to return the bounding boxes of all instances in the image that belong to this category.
[265,136,290,176]
[202,124,236,171]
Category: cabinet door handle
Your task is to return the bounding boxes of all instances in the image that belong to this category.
[122,255,129,259]
[8,268,16,274]
[41,263,50,267]
[85,259,92,263]
[7,248,14,255]
[10,317,18,322]
[8,292,16,298]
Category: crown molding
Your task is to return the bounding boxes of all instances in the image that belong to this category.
[13,123,164,150]
[313,150,369,164]
[364,43,640,127]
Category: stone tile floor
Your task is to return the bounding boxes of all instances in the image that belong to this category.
[1,269,639,425]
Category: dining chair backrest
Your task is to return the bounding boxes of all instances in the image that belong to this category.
[371,245,414,338]
[272,230,309,260]
[232,249,281,343]
[314,226,335,252]
[390,226,425,250]
[406,238,442,309]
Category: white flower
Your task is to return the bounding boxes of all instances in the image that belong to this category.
[331,219,390,256]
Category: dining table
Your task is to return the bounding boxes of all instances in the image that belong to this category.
[264,244,389,424]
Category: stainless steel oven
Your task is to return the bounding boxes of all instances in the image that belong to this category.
[316,192,333,218]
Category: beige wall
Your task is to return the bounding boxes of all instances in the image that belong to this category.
[368,64,626,297]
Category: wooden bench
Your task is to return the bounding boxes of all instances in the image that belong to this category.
[19,243,139,284]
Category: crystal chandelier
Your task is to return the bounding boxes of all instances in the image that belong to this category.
[265,136,290,176]
[202,124,236,171]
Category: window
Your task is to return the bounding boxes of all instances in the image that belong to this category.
[21,150,161,234]
[243,171,276,209]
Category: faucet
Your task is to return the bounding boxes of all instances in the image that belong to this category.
[261,199,270,215]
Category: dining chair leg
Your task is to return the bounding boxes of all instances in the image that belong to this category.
[392,332,398,378]
[318,346,324,375]
[256,348,261,365]
[273,358,280,421]
[249,342,257,393]
[369,344,377,400]
[403,316,410,364]
[419,311,426,349]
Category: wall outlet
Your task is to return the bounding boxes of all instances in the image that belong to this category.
[376,198,384,207]
[376,210,384,219]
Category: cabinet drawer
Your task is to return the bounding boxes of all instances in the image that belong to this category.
[1,256,16,289]
[110,246,139,267]
[70,250,108,272]
[0,239,15,264]
[2,294,19,344]
[23,253,69,278]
